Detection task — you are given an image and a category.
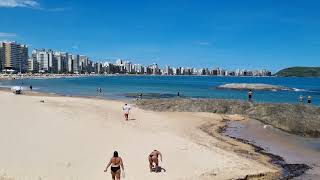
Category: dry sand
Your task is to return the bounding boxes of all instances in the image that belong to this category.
[0,91,279,180]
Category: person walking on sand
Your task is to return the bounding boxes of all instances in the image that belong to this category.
[104,151,125,180]
[122,103,131,121]
[148,150,163,172]
[248,89,253,102]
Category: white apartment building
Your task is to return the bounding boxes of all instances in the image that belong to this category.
[54,52,68,73]
[32,49,56,73]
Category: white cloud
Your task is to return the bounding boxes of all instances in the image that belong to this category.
[0,0,40,8]
[0,32,17,37]
[0,0,68,11]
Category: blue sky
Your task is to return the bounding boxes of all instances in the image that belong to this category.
[1,0,320,72]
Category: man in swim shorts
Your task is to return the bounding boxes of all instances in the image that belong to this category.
[122,104,131,121]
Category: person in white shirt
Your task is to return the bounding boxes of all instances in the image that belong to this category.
[122,104,131,121]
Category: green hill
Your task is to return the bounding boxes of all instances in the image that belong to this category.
[275,67,320,77]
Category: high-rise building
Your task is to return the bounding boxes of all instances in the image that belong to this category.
[72,54,80,74]
[87,60,94,73]
[28,58,39,73]
[0,41,28,72]
[133,64,143,74]
[67,55,73,73]
[151,63,159,75]
[124,61,132,73]
[54,52,68,73]
[94,62,103,74]
[32,49,56,73]
[79,55,89,73]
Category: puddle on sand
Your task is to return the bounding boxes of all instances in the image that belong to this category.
[223,119,320,179]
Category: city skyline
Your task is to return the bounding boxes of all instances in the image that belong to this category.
[1,0,320,71]
[0,41,271,76]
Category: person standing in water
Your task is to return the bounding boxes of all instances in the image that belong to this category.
[307,96,312,104]
[104,151,125,180]
[148,150,163,172]
[29,85,33,91]
[248,90,253,102]
[122,104,131,121]
[299,95,304,104]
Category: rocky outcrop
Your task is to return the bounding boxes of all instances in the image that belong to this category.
[217,83,291,91]
[136,98,320,137]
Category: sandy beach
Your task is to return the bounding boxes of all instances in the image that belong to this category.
[0,90,279,180]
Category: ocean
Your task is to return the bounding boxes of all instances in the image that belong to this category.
[0,75,320,105]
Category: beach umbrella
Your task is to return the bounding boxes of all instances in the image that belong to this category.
[11,86,22,91]
[11,86,23,94]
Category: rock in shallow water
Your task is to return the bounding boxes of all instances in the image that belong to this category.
[217,83,292,91]
[136,98,320,137]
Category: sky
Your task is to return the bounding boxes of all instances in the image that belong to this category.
[1,0,320,72]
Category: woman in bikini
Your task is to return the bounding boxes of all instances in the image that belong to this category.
[148,150,162,172]
[104,151,125,180]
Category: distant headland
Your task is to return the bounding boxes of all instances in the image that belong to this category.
[275,67,320,77]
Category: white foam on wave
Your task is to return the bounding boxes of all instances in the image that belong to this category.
[292,88,307,92]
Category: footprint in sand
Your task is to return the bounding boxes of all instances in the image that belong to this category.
[66,162,72,168]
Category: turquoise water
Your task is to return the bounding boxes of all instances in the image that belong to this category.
[1,76,320,105]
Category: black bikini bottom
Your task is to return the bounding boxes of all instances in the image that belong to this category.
[111,166,120,173]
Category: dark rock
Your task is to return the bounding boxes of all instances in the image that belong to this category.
[136,98,320,137]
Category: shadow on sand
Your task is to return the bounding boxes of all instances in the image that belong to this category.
[152,166,166,173]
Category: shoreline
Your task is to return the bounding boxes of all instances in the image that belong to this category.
[197,117,310,179]
[0,89,282,179]
[3,86,320,137]
[0,73,104,81]
[217,119,311,179]
[0,73,280,81]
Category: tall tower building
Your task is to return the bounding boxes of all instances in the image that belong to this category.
[67,54,73,73]
[79,55,88,73]
[54,52,68,73]
[32,49,56,73]
[0,41,28,72]
[72,54,80,74]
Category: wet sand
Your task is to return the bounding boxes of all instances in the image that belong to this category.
[0,90,278,180]
[224,119,320,179]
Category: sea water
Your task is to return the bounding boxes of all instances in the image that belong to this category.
[0,76,319,105]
